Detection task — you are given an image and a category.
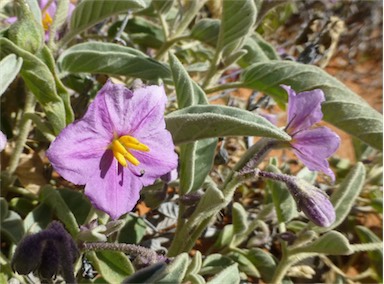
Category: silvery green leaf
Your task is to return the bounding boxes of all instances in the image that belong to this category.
[166,105,291,144]
[227,251,260,278]
[207,264,240,284]
[169,53,216,193]
[184,274,206,284]
[223,49,247,66]
[296,167,318,184]
[88,251,135,283]
[246,248,277,283]
[0,38,67,134]
[238,36,270,67]
[157,253,189,283]
[190,18,220,47]
[25,0,42,24]
[59,42,170,80]
[355,226,383,281]
[232,202,248,236]
[315,162,366,233]
[242,61,383,150]
[186,250,202,276]
[200,254,234,275]
[290,231,352,255]
[0,54,23,96]
[1,209,24,243]
[213,225,234,249]
[62,0,146,44]
[218,0,257,57]
[48,0,69,41]
[152,0,173,15]
[122,262,167,283]
[266,165,298,223]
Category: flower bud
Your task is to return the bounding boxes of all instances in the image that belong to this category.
[286,178,336,227]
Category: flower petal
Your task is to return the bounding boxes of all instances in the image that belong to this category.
[281,85,325,133]
[85,151,142,219]
[291,127,340,182]
[133,129,178,186]
[82,80,134,137]
[46,120,110,185]
[0,131,7,152]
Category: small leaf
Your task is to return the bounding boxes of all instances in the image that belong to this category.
[218,0,257,57]
[90,251,135,283]
[246,248,277,283]
[242,61,383,150]
[62,0,146,44]
[0,54,23,96]
[157,253,189,283]
[207,263,240,284]
[122,262,167,283]
[355,226,383,281]
[118,215,147,244]
[201,254,234,275]
[57,188,92,225]
[232,202,248,236]
[213,225,234,249]
[40,186,79,236]
[58,42,171,80]
[23,203,53,234]
[152,0,173,15]
[166,105,291,144]
[186,250,202,276]
[291,231,352,255]
[190,18,220,47]
[1,209,25,243]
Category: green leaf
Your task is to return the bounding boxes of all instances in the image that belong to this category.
[316,162,366,233]
[0,38,67,134]
[266,165,298,223]
[1,209,25,243]
[62,0,146,44]
[169,53,216,193]
[23,203,53,234]
[190,18,220,47]
[118,214,147,244]
[57,188,92,225]
[122,262,167,283]
[355,226,383,281]
[201,254,234,275]
[186,250,202,276]
[157,253,189,283]
[213,225,234,249]
[242,61,383,150]
[232,202,248,236]
[49,0,69,41]
[40,186,79,236]
[207,263,240,284]
[246,248,277,283]
[25,0,42,24]
[291,231,352,255]
[0,54,23,96]
[90,251,135,283]
[59,42,170,80]
[166,105,291,144]
[152,0,173,15]
[218,0,257,57]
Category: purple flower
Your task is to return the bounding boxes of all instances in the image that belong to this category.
[281,85,340,182]
[0,131,6,152]
[47,80,178,219]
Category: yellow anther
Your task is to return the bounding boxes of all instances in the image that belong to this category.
[110,135,149,167]
[42,12,53,31]
[123,151,140,166]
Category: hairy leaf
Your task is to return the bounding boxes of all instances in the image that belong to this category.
[166,105,291,144]
[59,42,170,80]
[157,253,189,283]
[242,61,383,150]
[207,264,240,284]
[0,54,23,96]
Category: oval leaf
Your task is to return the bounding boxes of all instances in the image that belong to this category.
[242,61,383,150]
[59,42,170,80]
[0,54,23,96]
[157,253,189,283]
[62,0,146,44]
[166,105,291,144]
[207,263,240,284]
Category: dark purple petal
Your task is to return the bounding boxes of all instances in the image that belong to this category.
[85,153,142,219]
[46,120,110,185]
[291,127,340,182]
[133,130,178,187]
[281,85,325,133]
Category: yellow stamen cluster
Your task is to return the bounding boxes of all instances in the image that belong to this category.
[42,12,53,31]
[110,135,149,167]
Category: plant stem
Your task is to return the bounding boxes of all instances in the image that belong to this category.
[155,35,191,60]
[6,92,36,175]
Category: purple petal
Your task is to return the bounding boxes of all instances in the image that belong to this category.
[46,120,111,185]
[39,0,57,16]
[281,85,325,133]
[0,131,7,152]
[133,130,178,186]
[85,152,142,220]
[291,127,340,182]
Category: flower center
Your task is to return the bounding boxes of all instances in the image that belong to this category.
[110,135,149,167]
[42,11,53,31]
